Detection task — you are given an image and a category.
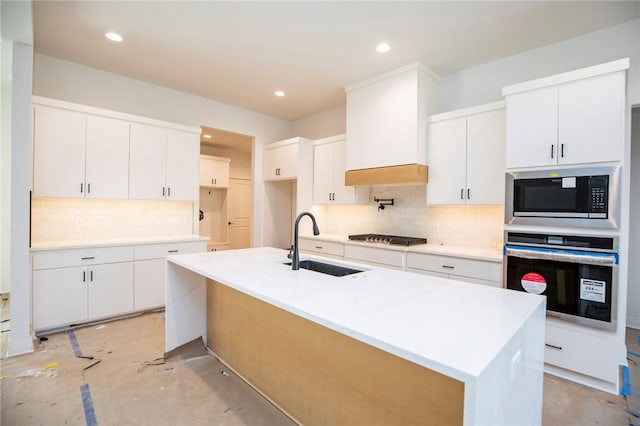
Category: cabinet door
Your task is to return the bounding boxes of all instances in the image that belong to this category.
[85,115,130,199]
[33,266,87,329]
[33,106,87,198]
[134,258,165,310]
[313,142,334,204]
[166,130,200,200]
[466,109,505,205]
[199,157,214,187]
[129,124,167,200]
[505,87,558,169]
[87,262,134,319]
[426,117,467,205]
[264,143,298,180]
[558,72,625,165]
[210,158,230,188]
[329,139,356,204]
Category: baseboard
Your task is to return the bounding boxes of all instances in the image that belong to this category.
[627,314,640,330]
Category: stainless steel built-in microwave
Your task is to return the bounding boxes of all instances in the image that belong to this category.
[505,166,621,229]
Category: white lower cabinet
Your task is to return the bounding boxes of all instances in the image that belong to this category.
[544,319,618,384]
[133,241,206,310]
[405,252,501,287]
[298,238,344,259]
[344,245,404,270]
[32,240,206,331]
[33,247,134,330]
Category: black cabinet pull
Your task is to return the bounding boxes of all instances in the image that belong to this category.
[90,270,93,281]
[545,343,563,351]
[87,183,91,194]
[81,256,95,260]
[162,187,165,196]
[561,143,564,158]
[460,188,464,199]
[211,178,214,185]
[83,271,86,282]
[168,249,179,253]
[442,265,455,269]
[168,187,171,196]
[551,144,555,159]
[467,188,470,199]
[80,182,84,193]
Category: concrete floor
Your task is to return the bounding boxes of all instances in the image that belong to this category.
[1,305,638,425]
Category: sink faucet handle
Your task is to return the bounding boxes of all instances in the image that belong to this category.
[287,245,294,259]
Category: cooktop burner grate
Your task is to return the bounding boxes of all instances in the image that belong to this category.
[348,234,427,246]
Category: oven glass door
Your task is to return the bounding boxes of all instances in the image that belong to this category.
[505,254,613,323]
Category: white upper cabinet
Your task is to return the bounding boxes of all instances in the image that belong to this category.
[313,135,368,205]
[130,124,199,201]
[33,106,129,199]
[427,103,505,205]
[85,115,130,199]
[503,59,628,169]
[263,137,312,181]
[345,63,439,171]
[200,155,230,188]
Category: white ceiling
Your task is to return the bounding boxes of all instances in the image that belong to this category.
[33,1,640,121]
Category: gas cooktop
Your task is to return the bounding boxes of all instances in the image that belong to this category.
[348,234,427,246]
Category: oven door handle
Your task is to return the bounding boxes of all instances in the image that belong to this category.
[504,245,618,266]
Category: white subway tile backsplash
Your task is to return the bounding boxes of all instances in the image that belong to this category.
[31,198,194,243]
[319,185,503,249]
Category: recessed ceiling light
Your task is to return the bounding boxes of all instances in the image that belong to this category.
[203,134,212,139]
[376,43,391,53]
[274,90,285,97]
[105,32,123,42]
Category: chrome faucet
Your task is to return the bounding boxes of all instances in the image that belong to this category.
[291,211,320,270]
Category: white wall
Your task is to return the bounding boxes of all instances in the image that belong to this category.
[291,106,346,139]
[628,108,640,330]
[439,19,640,112]
[33,53,293,248]
[1,39,12,295]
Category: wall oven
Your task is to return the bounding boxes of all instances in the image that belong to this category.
[505,165,621,228]
[504,231,618,330]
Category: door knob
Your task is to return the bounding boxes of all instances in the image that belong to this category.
[228,221,234,225]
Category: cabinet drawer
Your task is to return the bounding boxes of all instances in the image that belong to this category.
[299,238,344,258]
[134,241,206,260]
[344,245,403,268]
[544,321,617,383]
[33,246,134,270]
[406,252,500,282]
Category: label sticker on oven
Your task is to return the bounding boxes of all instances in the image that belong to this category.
[562,177,576,188]
[521,272,547,294]
[580,279,606,303]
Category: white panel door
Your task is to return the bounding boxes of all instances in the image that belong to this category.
[558,72,625,165]
[129,123,167,200]
[426,117,467,205]
[228,178,252,249]
[466,109,506,205]
[134,258,165,310]
[505,87,558,169]
[33,267,87,329]
[313,142,334,204]
[85,115,130,199]
[166,130,199,201]
[87,262,134,319]
[33,106,87,198]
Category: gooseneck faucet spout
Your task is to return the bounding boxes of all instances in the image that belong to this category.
[291,212,320,270]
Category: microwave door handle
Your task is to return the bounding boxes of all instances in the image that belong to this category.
[505,247,617,266]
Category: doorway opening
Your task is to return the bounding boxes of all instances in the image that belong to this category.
[199,126,253,251]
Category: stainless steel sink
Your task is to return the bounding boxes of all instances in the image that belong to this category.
[283,259,365,277]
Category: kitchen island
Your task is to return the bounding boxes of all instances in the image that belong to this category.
[166,247,545,425]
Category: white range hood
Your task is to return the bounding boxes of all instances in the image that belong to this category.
[344,62,439,186]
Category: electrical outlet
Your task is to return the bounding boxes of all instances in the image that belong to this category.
[432,223,440,234]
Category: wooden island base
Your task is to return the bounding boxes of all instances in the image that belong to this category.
[206,279,464,425]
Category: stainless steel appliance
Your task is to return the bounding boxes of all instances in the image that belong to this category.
[505,165,621,228]
[348,234,427,246]
[503,231,618,330]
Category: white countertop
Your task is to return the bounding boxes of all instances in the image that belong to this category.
[167,247,544,381]
[299,233,503,262]
[30,235,208,251]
